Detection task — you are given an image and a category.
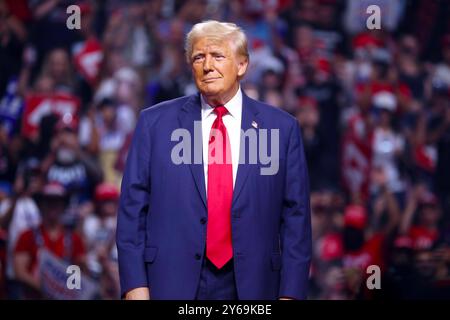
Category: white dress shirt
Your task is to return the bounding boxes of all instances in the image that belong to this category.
[201,88,242,192]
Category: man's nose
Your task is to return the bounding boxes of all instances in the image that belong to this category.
[203,56,213,72]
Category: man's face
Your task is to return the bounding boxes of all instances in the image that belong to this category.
[41,197,66,223]
[191,37,248,102]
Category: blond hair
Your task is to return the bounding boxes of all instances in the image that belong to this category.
[185,20,249,63]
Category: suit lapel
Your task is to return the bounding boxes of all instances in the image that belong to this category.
[232,92,261,208]
[178,94,207,208]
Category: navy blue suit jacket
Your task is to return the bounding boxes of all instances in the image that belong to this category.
[117,92,312,299]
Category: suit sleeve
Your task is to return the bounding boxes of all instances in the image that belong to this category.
[116,111,151,297]
[279,119,312,300]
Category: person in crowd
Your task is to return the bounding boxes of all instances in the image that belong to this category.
[0,158,42,299]
[13,182,86,299]
[83,182,120,299]
[41,117,103,205]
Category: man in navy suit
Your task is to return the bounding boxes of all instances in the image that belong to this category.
[117,20,311,300]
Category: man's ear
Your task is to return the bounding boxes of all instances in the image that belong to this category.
[237,57,249,78]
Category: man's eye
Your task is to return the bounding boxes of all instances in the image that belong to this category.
[193,55,203,61]
[215,55,225,60]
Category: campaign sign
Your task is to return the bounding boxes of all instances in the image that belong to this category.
[342,133,372,201]
[73,38,103,85]
[38,249,98,300]
[22,93,80,139]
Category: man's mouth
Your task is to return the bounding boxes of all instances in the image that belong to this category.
[202,77,221,83]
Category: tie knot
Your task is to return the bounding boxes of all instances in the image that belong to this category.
[213,105,228,118]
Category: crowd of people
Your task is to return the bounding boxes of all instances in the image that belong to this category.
[0,0,449,299]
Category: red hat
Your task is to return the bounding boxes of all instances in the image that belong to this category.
[393,236,413,249]
[316,58,331,75]
[344,204,367,230]
[41,182,67,198]
[95,183,119,201]
[319,233,344,261]
[78,2,93,15]
[352,33,384,49]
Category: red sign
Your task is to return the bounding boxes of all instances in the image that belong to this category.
[73,38,103,85]
[341,115,373,201]
[22,93,80,139]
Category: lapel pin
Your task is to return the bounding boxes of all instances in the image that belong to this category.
[252,121,258,128]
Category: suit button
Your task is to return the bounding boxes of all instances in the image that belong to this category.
[200,217,207,224]
[195,253,201,260]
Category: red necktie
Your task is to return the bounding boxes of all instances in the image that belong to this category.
[206,105,233,269]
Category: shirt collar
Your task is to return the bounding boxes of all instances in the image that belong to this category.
[201,86,242,119]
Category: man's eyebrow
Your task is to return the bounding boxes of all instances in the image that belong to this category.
[191,52,204,59]
[210,50,225,55]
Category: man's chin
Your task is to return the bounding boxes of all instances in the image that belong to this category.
[200,88,222,97]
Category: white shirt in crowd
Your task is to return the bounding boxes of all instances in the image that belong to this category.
[0,197,41,278]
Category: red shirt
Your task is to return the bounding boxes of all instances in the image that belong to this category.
[409,226,439,250]
[343,233,385,271]
[15,226,85,273]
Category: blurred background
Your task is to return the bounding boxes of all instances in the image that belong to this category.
[0,0,449,299]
